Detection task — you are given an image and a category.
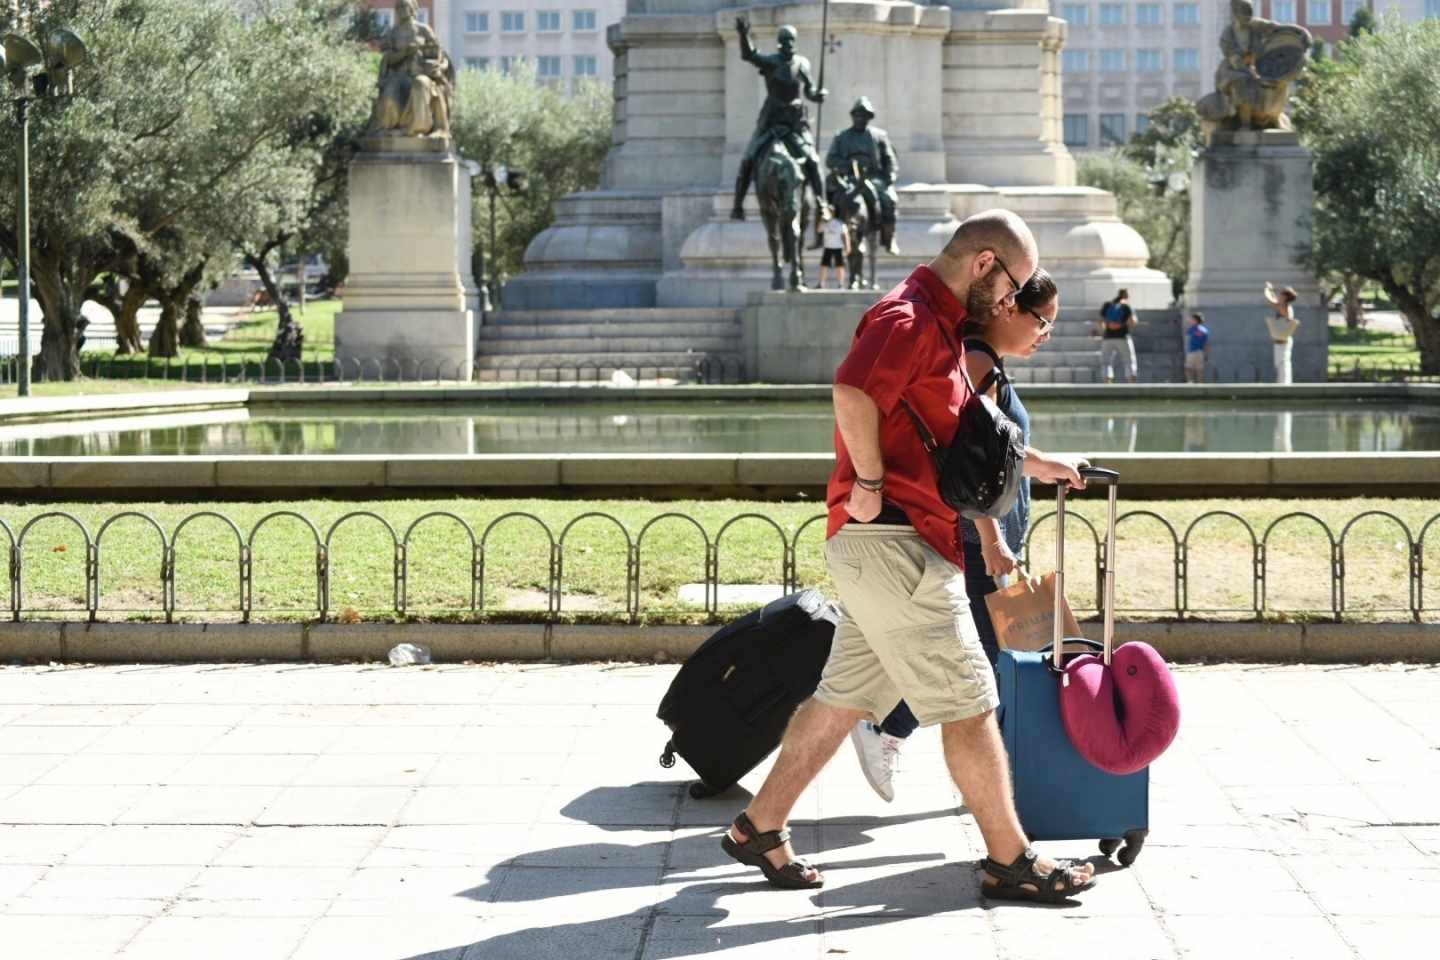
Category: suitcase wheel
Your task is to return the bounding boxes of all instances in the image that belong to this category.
[1098,838,1122,858]
[688,780,722,800]
[659,741,676,769]
[1117,829,1148,867]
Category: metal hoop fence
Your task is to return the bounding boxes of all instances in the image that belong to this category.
[4,506,1439,625]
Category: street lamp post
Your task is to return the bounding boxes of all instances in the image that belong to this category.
[480,164,526,323]
[14,93,30,395]
[4,27,89,396]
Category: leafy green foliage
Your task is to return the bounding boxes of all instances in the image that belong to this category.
[0,0,373,375]
[1294,17,1440,373]
[449,64,612,289]
[1077,97,1200,298]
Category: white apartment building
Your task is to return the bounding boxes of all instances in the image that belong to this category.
[1058,0,1227,150]
[436,1,625,89]
[1377,0,1440,21]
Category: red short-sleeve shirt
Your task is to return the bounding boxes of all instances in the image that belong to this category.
[826,266,971,568]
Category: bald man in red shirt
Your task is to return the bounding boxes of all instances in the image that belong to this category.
[722,210,1095,905]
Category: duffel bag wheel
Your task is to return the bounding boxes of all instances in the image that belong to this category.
[688,781,721,800]
[1117,829,1148,867]
[1098,838,1122,858]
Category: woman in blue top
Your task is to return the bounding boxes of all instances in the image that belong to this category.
[848,268,1091,802]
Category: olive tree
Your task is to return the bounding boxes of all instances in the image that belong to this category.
[1294,17,1440,372]
[449,64,611,291]
[0,0,371,376]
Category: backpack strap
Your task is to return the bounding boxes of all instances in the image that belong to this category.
[963,337,1010,400]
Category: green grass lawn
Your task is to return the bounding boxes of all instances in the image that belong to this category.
[72,301,340,382]
[1328,323,1421,371]
[3,496,1435,624]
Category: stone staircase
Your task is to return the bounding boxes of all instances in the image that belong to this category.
[1005,310,1101,385]
[474,308,744,382]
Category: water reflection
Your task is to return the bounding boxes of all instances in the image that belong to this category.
[0,399,1432,456]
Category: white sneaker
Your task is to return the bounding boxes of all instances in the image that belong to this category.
[849,720,903,803]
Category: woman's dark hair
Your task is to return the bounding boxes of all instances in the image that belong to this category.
[1018,268,1058,314]
[1282,286,1298,302]
[1115,287,1130,301]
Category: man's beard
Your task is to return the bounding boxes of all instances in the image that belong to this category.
[965,265,1006,320]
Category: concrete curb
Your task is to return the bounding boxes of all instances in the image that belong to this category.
[1,620,1433,664]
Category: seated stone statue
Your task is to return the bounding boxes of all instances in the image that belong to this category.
[367,0,454,139]
[1197,0,1310,134]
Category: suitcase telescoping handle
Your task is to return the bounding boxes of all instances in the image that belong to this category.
[1053,467,1119,670]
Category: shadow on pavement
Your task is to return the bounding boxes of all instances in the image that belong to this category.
[408,782,974,959]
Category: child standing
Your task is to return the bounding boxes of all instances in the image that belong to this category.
[1184,312,1210,383]
[818,214,850,290]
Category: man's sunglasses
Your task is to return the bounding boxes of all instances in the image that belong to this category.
[993,255,1022,308]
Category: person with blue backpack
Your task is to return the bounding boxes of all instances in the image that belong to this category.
[1095,288,1138,383]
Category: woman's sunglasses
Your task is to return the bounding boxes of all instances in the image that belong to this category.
[1025,307,1055,333]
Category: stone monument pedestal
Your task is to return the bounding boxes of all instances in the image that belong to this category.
[337,139,480,380]
[741,289,878,383]
[1186,130,1326,382]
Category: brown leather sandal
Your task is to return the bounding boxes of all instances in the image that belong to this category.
[720,812,824,889]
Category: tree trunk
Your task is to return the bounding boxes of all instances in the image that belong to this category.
[245,251,304,363]
[115,282,148,354]
[1381,277,1438,375]
[1343,275,1364,331]
[179,295,207,348]
[148,299,180,358]
[29,253,90,381]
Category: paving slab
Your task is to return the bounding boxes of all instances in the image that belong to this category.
[0,661,1436,958]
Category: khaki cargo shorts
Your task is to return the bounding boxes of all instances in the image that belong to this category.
[815,524,999,727]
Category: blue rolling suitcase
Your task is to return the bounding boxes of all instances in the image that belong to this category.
[997,467,1150,865]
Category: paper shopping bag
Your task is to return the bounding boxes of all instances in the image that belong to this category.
[984,571,1083,652]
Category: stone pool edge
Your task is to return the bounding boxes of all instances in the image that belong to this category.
[1,619,1435,664]
[0,451,1436,499]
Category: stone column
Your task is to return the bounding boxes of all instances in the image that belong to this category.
[1186,130,1326,383]
[942,4,1074,188]
[336,141,480,380]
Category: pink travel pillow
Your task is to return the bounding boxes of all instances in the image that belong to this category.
[1059,642,1180,775]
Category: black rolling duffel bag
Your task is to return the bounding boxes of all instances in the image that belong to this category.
[657,589,840,798]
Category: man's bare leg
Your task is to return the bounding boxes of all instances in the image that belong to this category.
[941,712,1095,891]
[728,697,866,878]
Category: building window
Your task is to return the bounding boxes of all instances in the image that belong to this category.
[574,55,598,77]
[1099,3,1126,26]
[1061,4,1090,25]
[1137,48,1162,72]
[1428,0,1440,17]
[464,11,489,34]
[499,55,517,74]
[1099,112,1127,145]
[1062,49,1091,72]
[1136,113,1151,134]
[574,9,598,31]
[1308,0,1333,24]
[416,7,429,24]
[537,10,562,32]
[1100,48,1126,72]
[1341,0,1365,20]
[1136,3,1162,26]
[1273,0,1296,21]
[464,57,489,71]
[501,11,525,33]
[1174,47,1200,72]
[1174,3,1200,25]
[537,55,562,83]
[1063,113,1089,147]
[374,8,395,28]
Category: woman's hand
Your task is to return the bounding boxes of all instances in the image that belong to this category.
[981,538,1019,578]
[1026,451,1090,489]
[844,484,882,522]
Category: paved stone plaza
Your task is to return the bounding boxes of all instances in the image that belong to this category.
[0,661,1436,959]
